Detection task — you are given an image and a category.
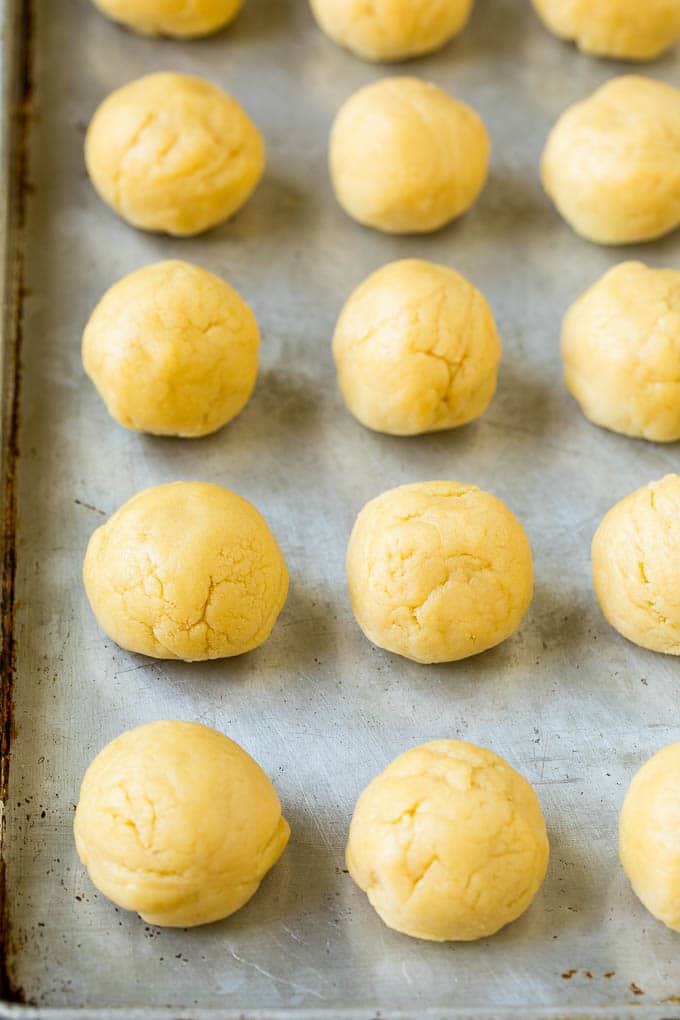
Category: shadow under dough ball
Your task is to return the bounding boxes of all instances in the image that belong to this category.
[541,76,680,245]
[74,721,290,927]
[329,77,489,234]
[309,0,474,62]
[83,482,289,661]
[85,72,265,236]
[531,0,680,60]
[592,474,680,655]
[333,258,501,436]
[91,0,244,37]
[346,481,533,663]
[83,260,259,438]
[347,740,549,941]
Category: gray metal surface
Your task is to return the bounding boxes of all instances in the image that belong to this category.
[2,0,680,1016]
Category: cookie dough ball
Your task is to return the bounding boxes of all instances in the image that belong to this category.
[562,262,680,443]
[74,721,290,927]
[86,73,264,236]
[91,0,243,37]
[333,259,500,436]
[330,77,489,234]
[592,475,680,655]
[347,740,549,941]
[346,482,533,663]
[310,0,473,62]
[83,261,259,438]
[620,743,680,931]
[83,482,288,661]
[531,0,680,61]
[541,76,680,245]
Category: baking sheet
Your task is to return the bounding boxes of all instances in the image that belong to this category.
[2,0,680,1015]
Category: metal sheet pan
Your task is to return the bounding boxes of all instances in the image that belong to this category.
[1,0,680,1016]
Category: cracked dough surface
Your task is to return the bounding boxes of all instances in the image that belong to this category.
[83,482,288,661]
[329,77,489,234]
[620,742,680,932]
[541,76,680,245]
[74,721,290,927]
[346,740,549,942]
[310,0,473,62]
[83,260,259,438]
[91,0,243,37]
[592,474,680,655]
[346,481,533,663]
[531,0,680,60]
[85,72,264,236]
[562,262,680,443]
[333,259,500,436]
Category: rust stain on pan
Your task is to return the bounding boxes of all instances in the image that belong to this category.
[0,0,35,1003]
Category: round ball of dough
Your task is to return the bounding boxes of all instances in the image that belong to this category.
[74,721,290,927]
[91,0,243,37]
[347,740,549,941]
[329,77,489,234]
[346,481,533,663]
[620,743,680,931]
[83,482,288,661]
[310,0,473,62]
[83,261,259,438]
[85,73,265,236]
[541,76,680,245]
[531,0,680,61]
[592,474,680,655]
[562,262,680,443]
[333,259,501,436]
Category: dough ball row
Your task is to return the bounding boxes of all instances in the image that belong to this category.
[82,475,680,663]
[74,722,680,943]
[91,0,680,62]
[83,255,680,445]
[85,70,680,243]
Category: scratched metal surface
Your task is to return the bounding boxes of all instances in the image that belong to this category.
[2,0,680,1016]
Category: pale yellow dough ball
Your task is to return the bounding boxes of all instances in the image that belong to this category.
[91,0,243,37]
[74,721,290,927]
[620,743,680,931]
[562,262,680,443]
[83,482,288,661]
[347,740,549,941]
[333,259,501,436]
[592,475,680,655]
[541,76,680,245]
[346,482,533,663]
[83,261,259,438]
[310,0,474,62]
[531,0,680,60]
[330,77,489,234]
[86,73,264,236]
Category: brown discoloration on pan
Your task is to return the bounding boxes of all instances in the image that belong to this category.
[0,0,35,1002]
